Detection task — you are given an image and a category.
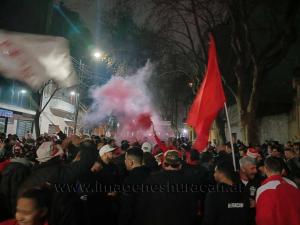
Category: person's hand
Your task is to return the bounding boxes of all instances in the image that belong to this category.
[90,161,103,172]
[107,192,117,197]
[250,199,256,208]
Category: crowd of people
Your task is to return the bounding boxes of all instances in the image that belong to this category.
[0,127,300,225]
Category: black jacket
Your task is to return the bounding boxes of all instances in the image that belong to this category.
[20,141,98,191]
[287,157,300,179]
[19,141,98,225]
[118,166,151,225]
[65,144,80,163]
[239,176,264,225]
[202,183,250,225]
[183,163,213,215]
[112,153,128,183]
[48,192,86,225]
[134,169,198,225]
[78,159,120,225]
[0,158,31,218]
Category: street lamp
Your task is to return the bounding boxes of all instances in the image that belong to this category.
[73,91,80,135]
[94,51,102,59]
[19,89,27,106]
[92,50,103,61]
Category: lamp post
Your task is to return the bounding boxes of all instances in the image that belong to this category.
[71,49,105,134]
[20,89,27,106]
[73,91,80,134]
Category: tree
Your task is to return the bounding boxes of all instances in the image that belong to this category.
[138,0,300,144]
[134,0,228,141]
[97,0,195,131]
[32,82,58,137]
[97,0,300,144]
[221,0,300,144]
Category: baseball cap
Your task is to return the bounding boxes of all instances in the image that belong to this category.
[99,144,117,157]
[142,142,152,153]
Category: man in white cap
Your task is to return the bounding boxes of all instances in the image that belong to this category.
[90,144,118,173]
[99,144,117,165]
[86,144,120,225]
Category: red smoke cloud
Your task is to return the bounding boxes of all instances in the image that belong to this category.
[84,62,172,143]
[137,113,152,130]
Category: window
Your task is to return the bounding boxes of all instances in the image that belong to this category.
[0,118,6,133]
[17,120,33,138]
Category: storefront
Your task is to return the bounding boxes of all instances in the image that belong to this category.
[0,108,13,133]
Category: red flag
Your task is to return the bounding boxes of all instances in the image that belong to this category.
[186,34,226,151]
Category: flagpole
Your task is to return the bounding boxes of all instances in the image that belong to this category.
[224,102,237,171]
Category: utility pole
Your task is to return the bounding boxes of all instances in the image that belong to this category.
[74,59,81,134]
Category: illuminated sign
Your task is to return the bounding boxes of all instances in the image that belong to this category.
[0,109,13,118]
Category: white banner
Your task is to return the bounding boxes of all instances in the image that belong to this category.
[0,30,77,90]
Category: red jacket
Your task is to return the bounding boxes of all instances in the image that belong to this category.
[0,219,48,225]
[256,175,300,225]
[0,159,10,173]
[153,134,176,153]
[0,219,17,225]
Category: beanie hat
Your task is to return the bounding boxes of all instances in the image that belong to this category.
[247,148,259,159]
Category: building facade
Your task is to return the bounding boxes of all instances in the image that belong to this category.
[0,79,82,138]
[0,79,36,138]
